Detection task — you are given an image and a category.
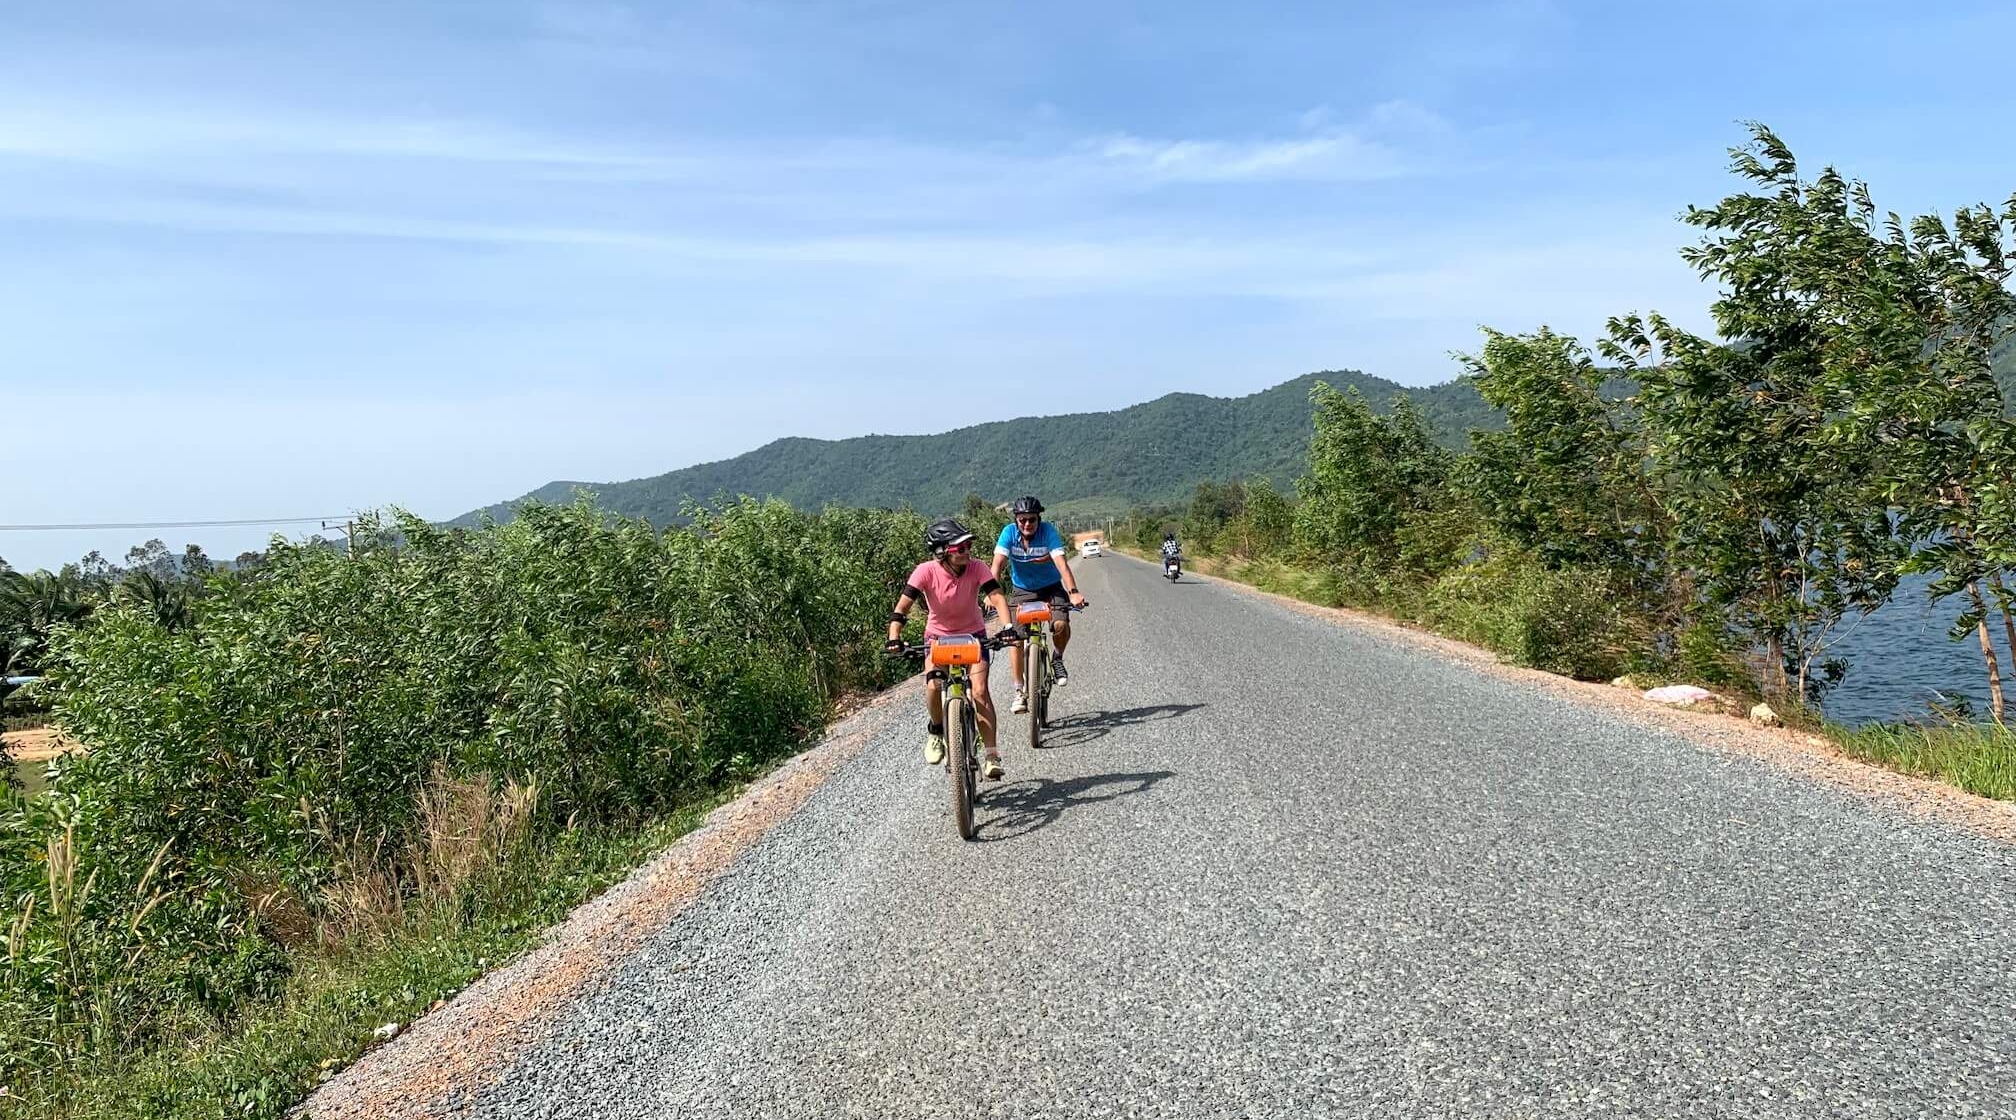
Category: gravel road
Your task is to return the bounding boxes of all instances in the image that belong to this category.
[450,555,2016,1119]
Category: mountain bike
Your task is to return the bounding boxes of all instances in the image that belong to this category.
[1013,600,1086,749]
[901,633,1015,841]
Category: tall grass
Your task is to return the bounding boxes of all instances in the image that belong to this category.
[1829,723,2016,801]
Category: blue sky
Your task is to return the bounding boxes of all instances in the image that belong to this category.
[6,0,2016,571]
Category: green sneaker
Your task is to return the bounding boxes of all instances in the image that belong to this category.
[924,732,946,766]
[982,754,1004,780]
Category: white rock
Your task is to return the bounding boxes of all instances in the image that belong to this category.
[372,1022,402,1043]
[1749,702,1782,727]
[1644,684,1716,707]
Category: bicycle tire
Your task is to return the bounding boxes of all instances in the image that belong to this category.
[1038,626,1054,729]
[1027,637,1045,749]
[946,696,976,840]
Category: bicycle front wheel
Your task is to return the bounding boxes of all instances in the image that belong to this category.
[1027,640,1046,749]
[946,696,976,840]
[1037,628,1054,729]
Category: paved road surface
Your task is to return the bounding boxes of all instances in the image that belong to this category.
[459,555,2016,1118]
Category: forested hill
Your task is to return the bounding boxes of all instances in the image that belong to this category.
[454,370,1500,526]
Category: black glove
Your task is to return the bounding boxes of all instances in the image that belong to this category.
[883,638,904,655]
[994,627,1024,645]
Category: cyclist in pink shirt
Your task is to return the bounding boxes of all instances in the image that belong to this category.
[885,519,1022,778]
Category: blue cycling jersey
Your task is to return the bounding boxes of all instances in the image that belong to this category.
[996,521,1065,590]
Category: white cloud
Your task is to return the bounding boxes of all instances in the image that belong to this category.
[1090,129,1405,183]
[1364,99,1453,138]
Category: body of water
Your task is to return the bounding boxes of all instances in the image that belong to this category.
[1818,574,2016,726]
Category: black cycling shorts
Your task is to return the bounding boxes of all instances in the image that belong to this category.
[1011,582,1072,613]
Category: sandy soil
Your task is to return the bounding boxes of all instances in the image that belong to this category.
[2,726,75,764]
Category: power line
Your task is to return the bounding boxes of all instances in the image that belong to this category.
[0,517,350,532]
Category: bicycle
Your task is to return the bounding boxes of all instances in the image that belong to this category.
[899,632,1017,841]
[1013,600,1086,749]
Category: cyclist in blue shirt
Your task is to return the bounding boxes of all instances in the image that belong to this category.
[992,496,1089,713]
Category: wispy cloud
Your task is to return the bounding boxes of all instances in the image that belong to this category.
[1090,131,1404,183]
[1084,99,1463,184]
[0,97,705,173]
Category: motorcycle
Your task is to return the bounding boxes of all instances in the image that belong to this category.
[1163,555,1181,581]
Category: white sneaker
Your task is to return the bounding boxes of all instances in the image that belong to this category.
[1011,689,1029,714]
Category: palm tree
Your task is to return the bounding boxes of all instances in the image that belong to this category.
[0,570,98,676]
[2,571,95,628]
[115,572,191,631]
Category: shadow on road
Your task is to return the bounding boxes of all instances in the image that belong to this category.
[1039,703,1205,750]
[976,769,1177,842]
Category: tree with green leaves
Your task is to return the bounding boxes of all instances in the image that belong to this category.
[123,539,178,583]
[0,569,97,677]
[1869,197,2016,717]
[1603,127,1911,701]
[1242,476,1295,556]
[1293,384,1451,563]
[114,571,193,631]
[1181,480,1245,555]
[1460,327,1662,575]
[1611,124,2016,710]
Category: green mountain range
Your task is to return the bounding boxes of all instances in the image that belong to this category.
[457,338,2016,528]
[454,370,1501,526]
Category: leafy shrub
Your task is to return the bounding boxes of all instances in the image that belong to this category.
[0,497,923,1094]
[1423,551,1641,680]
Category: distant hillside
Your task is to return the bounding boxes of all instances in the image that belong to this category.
[455,339,2016,528]
[455,370,1500,526]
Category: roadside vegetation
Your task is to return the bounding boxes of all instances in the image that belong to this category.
[1121,125,2016,798]
[1,499,923,1118]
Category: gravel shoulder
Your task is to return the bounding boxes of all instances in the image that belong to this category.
[1137,551,2016,846]
[301,683,925,1120]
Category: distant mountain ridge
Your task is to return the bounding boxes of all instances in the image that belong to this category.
[453,370,1501,526]
[456,341,2016,528]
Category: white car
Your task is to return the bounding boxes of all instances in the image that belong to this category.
[1077,538,1103,558]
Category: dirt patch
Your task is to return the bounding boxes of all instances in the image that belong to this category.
[2,726,76,764]
[301,680,919,1120]
[1131,552,2016,846]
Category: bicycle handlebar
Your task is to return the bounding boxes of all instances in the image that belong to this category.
[892,632,1022,659]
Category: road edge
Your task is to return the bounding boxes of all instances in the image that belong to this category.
[1114,550,2016,846]
[299,679,922,1119]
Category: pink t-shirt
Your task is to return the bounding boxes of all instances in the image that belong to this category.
[906,558,995,639]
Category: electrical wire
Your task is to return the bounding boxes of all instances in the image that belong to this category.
[0,517,349,532]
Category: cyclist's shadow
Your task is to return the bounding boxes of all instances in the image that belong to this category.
[975,769,1176,842]
[1038,703,1204,750]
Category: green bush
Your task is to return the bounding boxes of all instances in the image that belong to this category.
[0,497,923,1098]
[1423,551,1641,680]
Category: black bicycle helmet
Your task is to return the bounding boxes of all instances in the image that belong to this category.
[1010,496,1044,516]
[1164,531,1176,541]
[924,518,976,555]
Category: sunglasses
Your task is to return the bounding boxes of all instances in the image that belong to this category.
[942,541,972,556]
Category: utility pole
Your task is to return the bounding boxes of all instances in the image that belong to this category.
[320,519,356,555]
